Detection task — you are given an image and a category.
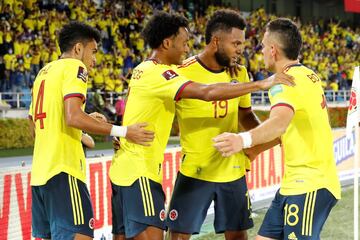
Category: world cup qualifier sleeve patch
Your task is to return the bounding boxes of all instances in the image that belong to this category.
[77,66,88,82]
[162,70,178,80]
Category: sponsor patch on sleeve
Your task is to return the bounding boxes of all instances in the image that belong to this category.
[270,84,283,96]
[77,66,88,82]
[162,69,178,80]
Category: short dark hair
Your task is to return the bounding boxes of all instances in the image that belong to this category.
[141,11,188,49]
[58,21,101,53]
[266,18,302,60]
[205,9,246,44]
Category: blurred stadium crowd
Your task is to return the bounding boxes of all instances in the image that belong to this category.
[0,0,359,109]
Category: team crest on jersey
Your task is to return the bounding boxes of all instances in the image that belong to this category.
[89,218,95,229]
[169,209,178,221]
[162,69,178,80]
[77,66,88,82]
[159,209,166,221]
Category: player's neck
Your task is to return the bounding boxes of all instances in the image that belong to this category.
[60,52,79,61]
[148,50,172,65]
[197,50,223,71]
[274,58,300,73]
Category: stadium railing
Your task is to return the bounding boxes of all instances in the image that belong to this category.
[0,90,351,111]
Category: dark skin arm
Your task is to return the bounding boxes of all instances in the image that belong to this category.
[179,72,294,101]
[238,107,281,161]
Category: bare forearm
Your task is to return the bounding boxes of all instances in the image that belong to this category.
[67,111,113,135]
[201,81,262,101]
[249,116,286,146]
[244,138,280,160]
[238,109,261,131]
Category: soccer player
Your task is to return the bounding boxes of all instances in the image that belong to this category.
[166,9,276,240]
[213,18,341,240]
[29,22,154,240]
[109,12,294,240]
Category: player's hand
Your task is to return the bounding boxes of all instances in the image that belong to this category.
[213,132,244,157]
[225,64,241,78]
[126,123,155,146]
[113,136,120,152]
[260,73,295,90]
[89,112,107,122]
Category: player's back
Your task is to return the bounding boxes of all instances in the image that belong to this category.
[30,58,88,185]
[175,56,251,182]
[109,60,189,186]
[269,64,341,199]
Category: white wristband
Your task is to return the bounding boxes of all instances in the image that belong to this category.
[110,125,127,138]
[238,132,252,148]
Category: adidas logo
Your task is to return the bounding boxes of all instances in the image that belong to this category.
[288,232,298,240]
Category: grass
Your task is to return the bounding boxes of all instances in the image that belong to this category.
[0,138,181,158]
[195,186,360,240]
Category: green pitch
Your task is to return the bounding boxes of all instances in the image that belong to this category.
[194,186,360,240]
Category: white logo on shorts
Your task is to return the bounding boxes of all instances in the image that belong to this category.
[169,209,178,221]
[89,218,95,229]
[159,209,166,221]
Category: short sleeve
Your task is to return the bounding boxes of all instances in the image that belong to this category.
[268,84,297,112]
[237,66,252,108]
[62,62,88,103]
[152,68,192,101]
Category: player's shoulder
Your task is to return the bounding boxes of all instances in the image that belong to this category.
[134,60,181,82]
[59,58,86,69]
[177,56,197,69]
[231,65,249,83]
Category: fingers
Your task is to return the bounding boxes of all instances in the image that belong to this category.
[90,112,107,122]
[136,122,148,128]
[112,137,120,150]
[213,133,231,143]
[276,73,295,86]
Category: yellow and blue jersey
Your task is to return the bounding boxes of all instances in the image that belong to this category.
[175,56,252,182]
[269,64,341,199]
[109,60,191,186]
[30,58,88,185]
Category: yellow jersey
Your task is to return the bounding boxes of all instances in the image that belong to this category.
[29,58,89,186]
[269,64,341,199]
[109,60,191,186]
[176,56,251,182]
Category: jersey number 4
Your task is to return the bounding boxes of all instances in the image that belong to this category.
[34,80,47,129]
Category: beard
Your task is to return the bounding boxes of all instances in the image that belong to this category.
[215,47,231,67]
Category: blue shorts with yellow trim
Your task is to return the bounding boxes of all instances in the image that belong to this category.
[166,173,254,234]
[111,177,166,238]
[32,172,94,239]
[258,188,337,240]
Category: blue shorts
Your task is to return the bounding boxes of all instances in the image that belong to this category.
[258,188,337,240]
[32,172,94,239]
[111,177,166,238]
[166,173,254,234]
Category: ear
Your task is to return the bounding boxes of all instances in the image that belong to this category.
[211,35,220,51]
[162,38,171,50]
[270,44,277,58]
[74,42,83,55]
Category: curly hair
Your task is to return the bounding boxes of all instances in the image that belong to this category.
[59,21,101,53]
[266,18,302,60]
[141,11,188,49]
[205,9,246,44]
